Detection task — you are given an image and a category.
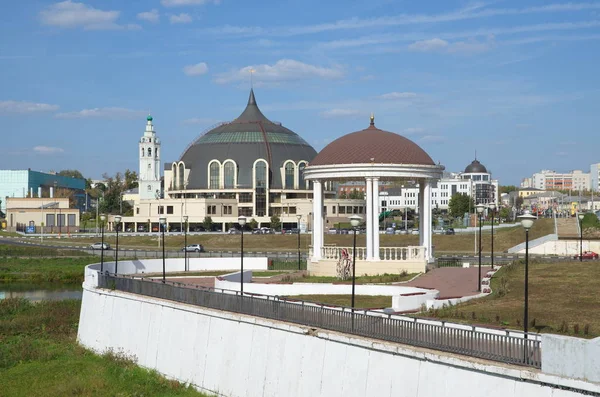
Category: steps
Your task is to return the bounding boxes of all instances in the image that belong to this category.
[556,218,578,238]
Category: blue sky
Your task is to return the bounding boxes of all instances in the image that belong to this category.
[1,0,600,185]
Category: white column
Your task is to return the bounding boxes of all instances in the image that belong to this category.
[365,177,373,260]
[312,180,323,261]
[372,177,380,261]
[423,181,433,262]
[418,183,425,248]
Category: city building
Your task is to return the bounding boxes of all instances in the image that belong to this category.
[113,90,365,232]
[5,197,80,234]
[528,169,590,191]
[0,169,86,213]
[591,163,600,192]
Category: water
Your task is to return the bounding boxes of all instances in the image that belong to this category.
[0,282,82,301]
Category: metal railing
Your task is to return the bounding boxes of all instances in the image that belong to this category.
[97,273,542,368]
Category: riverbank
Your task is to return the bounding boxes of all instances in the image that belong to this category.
[0,257,98,283]
[0,298,209,396]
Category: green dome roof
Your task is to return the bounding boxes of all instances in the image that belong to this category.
[147,115,153,121]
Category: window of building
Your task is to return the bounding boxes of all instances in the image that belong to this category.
[155,149,159,158]
[148,148,152,157]
[224,161,235,188]
[339,206,346,214]
[178,163,185,190]
[46,214,55,227]
[289,207,296,214]
[141,148,144,157]
[285,162,295,189]
[223,205,233,215]
[298,162,306,189]
[332,206,336,214]
[147,185,152,191]
[167,206,173,214]
[207,205,217,215]
[255,161,267,188]
[209,162,220,189]
[136,207,139,214]
[68,214,76,226]
[57,214,65,227]
[158,206,164,215]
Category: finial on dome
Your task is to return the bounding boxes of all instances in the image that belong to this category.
[370,112,375,126]
[147,114,153,122]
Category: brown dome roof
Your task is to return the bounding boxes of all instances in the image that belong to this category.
[310,122,435,166]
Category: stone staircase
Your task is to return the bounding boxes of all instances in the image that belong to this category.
[556,218,578,238]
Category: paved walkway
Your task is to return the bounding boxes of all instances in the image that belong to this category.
[404,266,491,299]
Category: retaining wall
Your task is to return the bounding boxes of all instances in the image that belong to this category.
[78,282,600,397]
[512,240,600,256]
[308,259,426,277]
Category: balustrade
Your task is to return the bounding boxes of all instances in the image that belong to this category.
[319,246,425,261]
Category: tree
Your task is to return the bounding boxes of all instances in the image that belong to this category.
[349,190,364,199]
[58,169,84,179]
[499,207,511,221]
[515,196,524,209]
[249,218,258,230]
[124,169,139,190]
[270,215,281,231]
[202,216,213,231]
[448,193,474,218]
[499,185,518,194]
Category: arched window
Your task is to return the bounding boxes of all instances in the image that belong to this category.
[298,162,306,189]
[141,148,144,157]
[224,161,235,188]
[255,161,267,188]
[147,185,152,191]
[172,163,177,190]
[148,148,152,157]
[285,162,295,189]
[178,163,185,190]
[155,149,159,158]
[209,162,220,189]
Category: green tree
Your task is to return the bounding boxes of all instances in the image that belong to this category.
[515,196,524,209]
[448,193,474,218]
[57,169,84,179]
[349,190,364,199]
[499,206,512,221]
[270,215,281,231]
[249,218,258,230]
[499,185,518,194]
[124,169,139,190]
[202,216,213,231]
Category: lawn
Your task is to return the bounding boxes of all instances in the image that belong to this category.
[286,272,418,284]
[35,219,554,254]
[0,257,98,283]
[0,298,209,397]
[285,294,392,309]
[416,260,600,338]
[0,244,91,258]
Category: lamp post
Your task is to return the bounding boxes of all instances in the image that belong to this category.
[238,215,247,295]
[518,212,536,352]
[183,215,188,271]
[296,214,302,270]
[489,203,496,270]
[349,214,363,309]
[578,212,584,262]
[114,215,121,275]
[475,203,486,292]
[160,217,166,283]
[100,214,106,272]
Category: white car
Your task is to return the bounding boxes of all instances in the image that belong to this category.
[182,244,204,252]
[90,242,110,250]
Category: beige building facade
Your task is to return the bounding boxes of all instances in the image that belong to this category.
[6,197,80,234]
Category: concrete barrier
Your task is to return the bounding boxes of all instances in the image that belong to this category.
[542,334,600,384]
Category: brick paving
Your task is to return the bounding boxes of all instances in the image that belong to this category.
[404,266,491,299]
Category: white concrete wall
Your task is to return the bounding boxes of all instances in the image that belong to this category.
[78,284,600,397]
[542,334,600,384]
[514,239,599,256]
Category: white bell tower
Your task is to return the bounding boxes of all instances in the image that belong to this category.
[139,115,162,200]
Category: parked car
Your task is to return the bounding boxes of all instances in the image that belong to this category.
[90,242,110,250]
[252,228,262,235]
[261,227,275,234]
[385,227,395,235]
[328,228,337,234]
[573,251,598,260]
[182,244,204,253]
[395,229,407,235]
[227,228,241,234]
[445,228,455,235]
[410,229,419,235]
[433,228,444,235]
[290,228,300,234]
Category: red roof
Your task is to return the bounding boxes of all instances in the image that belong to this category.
[310,125,435,166]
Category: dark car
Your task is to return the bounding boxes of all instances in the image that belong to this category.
[445,228,455,235]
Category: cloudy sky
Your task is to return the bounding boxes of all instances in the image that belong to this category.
[1,0,600,184]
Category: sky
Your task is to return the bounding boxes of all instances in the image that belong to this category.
[1,0,600,185]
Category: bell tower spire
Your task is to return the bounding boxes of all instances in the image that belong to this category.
[139,114,162,200]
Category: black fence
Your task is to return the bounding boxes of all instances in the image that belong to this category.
[98,273,542,368]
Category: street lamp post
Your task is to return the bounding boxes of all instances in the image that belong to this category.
[349,215,363,309]
[578,212,584,262]
[475,204,486,292]
[160,217,166,283]
[518,211,537,364]
[100,214,106,272]
[183,215,188,271]
[238,216,247,295]
[296,214,302,270]
[489,203,496,270]
[114,215,122,275]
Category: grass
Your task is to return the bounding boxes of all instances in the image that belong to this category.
[285,294,392,309]
[0,231,22,237]
[287,272,417,284]
[0,244,91,258]
[0,257,98,283]
[35,218,555,254]
[416,260,600,338]
[0,298,209,397]
[252,271,290,277]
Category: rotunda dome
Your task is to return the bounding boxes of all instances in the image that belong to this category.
[464,159,487,173]
[180,90,317,189]
[310,117,435,166]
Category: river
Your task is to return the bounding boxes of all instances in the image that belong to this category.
[0,282,82,301]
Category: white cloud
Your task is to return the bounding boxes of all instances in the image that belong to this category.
[33,146,64,154]
[408,37,492,54]
[161,0,220,6]
[39,1,138,30]
[0,100,59,113]
[183,62,209,76]
[419,135,446,143]
[137,9,159,23]
[378,92,417,100]
[215,59,344,85]
[408,38,449,52]
[170,13,192,24]
[319,109,361,118]
[55,107,145,119]
[402,127,426,135]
